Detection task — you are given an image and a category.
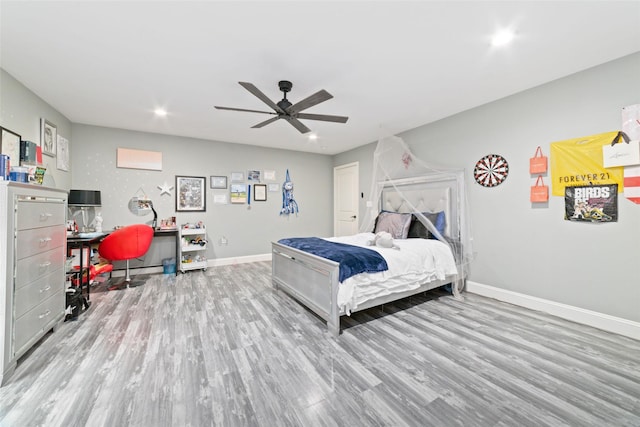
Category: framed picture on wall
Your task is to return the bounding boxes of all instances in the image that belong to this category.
[41,118,57,156]
[253,184,267,201]
[268,183,279,192]
[176,175,206,212]
[0,127,21,166]
[247,170,261,182]
[230,171,244,182]
[56,135,70,171]
[230,183,247,204]
[210,175,227,189]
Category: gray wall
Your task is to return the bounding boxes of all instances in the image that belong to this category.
[71,124,333,260]
[1,67,334,262]
[0,69,72,190]
[4,51,639,323]
[334,52,640,323]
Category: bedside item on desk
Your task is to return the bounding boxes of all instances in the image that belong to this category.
[94,212,103,232]
[67,219,78,236]
[69,189,102,232]
[159,216,177,229]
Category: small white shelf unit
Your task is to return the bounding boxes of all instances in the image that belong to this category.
[179,226,207,272]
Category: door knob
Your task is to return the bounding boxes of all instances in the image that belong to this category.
[350,215,357,219]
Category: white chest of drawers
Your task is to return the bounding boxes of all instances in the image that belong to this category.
[0,182,67,386]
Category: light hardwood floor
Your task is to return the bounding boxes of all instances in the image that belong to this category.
[1,262,639,426]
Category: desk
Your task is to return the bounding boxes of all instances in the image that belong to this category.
[67,232,109,300]
[66,228,179,297]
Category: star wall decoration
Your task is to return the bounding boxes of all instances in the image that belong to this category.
[158,182,173,196]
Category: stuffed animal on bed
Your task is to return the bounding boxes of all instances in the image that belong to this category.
[368,231,400,250]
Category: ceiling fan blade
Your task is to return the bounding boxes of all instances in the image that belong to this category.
[238,82,284,113]
[285,117,311,134]
[296,113,349,123]
[214,106,276,115]
[251,116,281,129]
[287,89,333,114]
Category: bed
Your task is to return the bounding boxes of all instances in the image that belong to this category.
[271,175,466,337]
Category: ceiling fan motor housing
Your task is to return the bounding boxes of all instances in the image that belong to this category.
[278,80,293,93]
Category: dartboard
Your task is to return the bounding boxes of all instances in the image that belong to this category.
[474,154,509,187]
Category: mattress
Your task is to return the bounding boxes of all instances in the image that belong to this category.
[325,233,458,314]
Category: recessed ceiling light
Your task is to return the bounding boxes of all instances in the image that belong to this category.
[308,133,318,141]
[154,108,168,117]
[491,29,515,47]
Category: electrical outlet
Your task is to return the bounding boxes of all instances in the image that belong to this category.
[219,236,228,246]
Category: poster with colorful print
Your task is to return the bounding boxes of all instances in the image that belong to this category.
[550,131,624,196]
[564,184,617,223]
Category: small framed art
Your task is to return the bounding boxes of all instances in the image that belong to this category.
[254,184,267,201]
[41,118,57,156]
[247,170,261,182]
[230,171,244,182]
[210,175,227,189]
[56,135,70,171]
[0,127,21,166]
[176,175,206,212]
[268,183,279,192]
[230,183,247,204]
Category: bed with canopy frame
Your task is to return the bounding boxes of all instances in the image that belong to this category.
[271,136,473,337]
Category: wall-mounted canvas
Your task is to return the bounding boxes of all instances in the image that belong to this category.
[117,147,163,171]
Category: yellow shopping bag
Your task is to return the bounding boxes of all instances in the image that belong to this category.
[550,131,624,196]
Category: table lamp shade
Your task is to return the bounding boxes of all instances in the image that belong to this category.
[69,189,101,206]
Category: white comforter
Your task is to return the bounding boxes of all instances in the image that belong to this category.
[326,233,458,314]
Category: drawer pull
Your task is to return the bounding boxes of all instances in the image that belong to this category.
[40,212,53,220]
[38,310,51,319]
[39,237,52,244]
[39,261,52,268]
[40,285,51,293]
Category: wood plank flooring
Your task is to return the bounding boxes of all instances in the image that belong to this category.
[1,261,638,426]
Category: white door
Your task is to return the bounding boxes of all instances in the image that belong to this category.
[334,162,359,236]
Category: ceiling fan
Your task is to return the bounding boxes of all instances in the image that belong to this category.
[214,80,349,134]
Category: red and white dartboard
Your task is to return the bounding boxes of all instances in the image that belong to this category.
[474,154,509,187]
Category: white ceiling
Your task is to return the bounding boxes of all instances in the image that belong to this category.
[1,1,639,155]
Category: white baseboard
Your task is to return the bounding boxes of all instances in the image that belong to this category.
[208,253,272,267]
[111,253,272,277]
[466,281,640,341]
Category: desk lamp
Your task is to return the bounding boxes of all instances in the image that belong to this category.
[69,189,101,232]
[148,200,158,229]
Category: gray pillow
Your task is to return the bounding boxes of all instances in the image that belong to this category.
[373,212,412,239]
[407,211,446,239]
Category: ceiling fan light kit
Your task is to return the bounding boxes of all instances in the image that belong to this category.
[215,80,349,134]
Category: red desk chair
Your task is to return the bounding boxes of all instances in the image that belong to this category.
[98,224,154,290]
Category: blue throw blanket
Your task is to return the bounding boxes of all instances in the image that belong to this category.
[278,237,388,282]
